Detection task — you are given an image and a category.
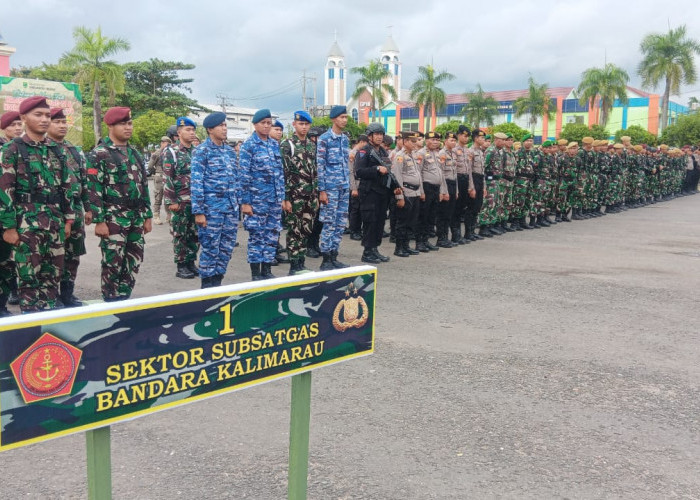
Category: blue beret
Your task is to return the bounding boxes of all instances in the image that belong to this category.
[273,120,284,130]
[176,116,196,129]
[329,105,347,119]
[203,112,226,129]
[294,110,312,123]
[252,108,272,124]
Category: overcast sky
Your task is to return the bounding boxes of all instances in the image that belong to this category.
[5,0,700,117]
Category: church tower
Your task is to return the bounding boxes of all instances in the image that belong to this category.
[0,31,17,77]
[324,37,346,106]
[380,33,401,103]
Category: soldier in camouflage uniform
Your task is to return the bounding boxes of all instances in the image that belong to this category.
[540,141,558,225]
[557,142,580,222]
[501,134,518,232]
[47,107,90,307]
[480,132,507,236]
[147,136,171,225]
[239,109,285,281]
[280,111,318,275]
[316,105,350,270]
[0,96,76,312]
[0,111,23,312]
[191,112,240,288]
[515,134,538,229]
[163,117,199,280]
[87,107,153,302]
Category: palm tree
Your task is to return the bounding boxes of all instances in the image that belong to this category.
[576,63,630,128]
[461,83,499,128]
[60,26,130,140]
[513,76,555,136]
[638,25,700,132]
[409,64,455,131]
[351,60,397,122]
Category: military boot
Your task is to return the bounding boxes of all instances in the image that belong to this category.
[436,235,454,248]
[372,247,390,262]
[276,244,290,264]
[470,224,483,240]
[176,263,196,279]
[330,250,348,268]
[212,275,224,287]
[298,257,311,273]
[250,263,263,281]
[539,215,551,227]
[320,253,334,271]
[416,239,430,253]
[425,239,440,250]
[7,283,18,305]
[394,240,410,257]
[288,260,301,276]
[187,261,199,276]
[261,263,276,280]
[403,240,420,255]
[0,294,12,318]
[153,213,163,225]
[60,281,83,307]
[361,248,382,264]
[490,224,505,235]
[451,228,463,245]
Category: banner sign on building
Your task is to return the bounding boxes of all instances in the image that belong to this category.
[0,268,376,451]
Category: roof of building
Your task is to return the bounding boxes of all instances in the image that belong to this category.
[328,41,344,58]
[381,34,400,53]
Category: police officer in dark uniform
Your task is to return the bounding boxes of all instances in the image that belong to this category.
[354,122,395,264]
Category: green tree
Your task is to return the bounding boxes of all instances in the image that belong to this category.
[118,59,208,118]
[589,124,610,140]
[659,112,700,146]
[576,63,629,128]
[613,125,658,146]
[513,76,555,136]
[491,122,529,142]
[434,120,462,137]
[130,110,175,149]
[559,123,608,142]
[351,60,397,123]
[409,64,455,131]
[460,83,499,128]
[311,116,366,139]
[638,25,700,132]
[60,26,130,143]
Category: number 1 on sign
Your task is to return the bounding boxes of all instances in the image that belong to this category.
[219,303,235,335]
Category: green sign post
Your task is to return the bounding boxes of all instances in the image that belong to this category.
[0,267,376,499]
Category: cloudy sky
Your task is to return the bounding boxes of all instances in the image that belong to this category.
[4,0,700,116]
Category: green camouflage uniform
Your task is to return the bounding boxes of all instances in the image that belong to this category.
[480,145,504,226]
[86,137,152,301]
[501,147,516,223]
[163,142,198,266]
[0,135,76,311]
[280,134,318,260]
[557,151,579,216]
[514,148,536,219]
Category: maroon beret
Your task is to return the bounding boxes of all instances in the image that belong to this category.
[50,107,67,120]
[19,96,50,115]
[0,111,21,129]
[103,107,131,125]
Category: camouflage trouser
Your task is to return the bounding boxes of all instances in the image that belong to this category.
[531,179,546,216]
[100,212,146,300]
[153,174,164,213]
[512,177,531,219]
[244,201,282,264]
[478,178,500,226]
[604,175,621,205]
[583,174,597,209]
[62,222,86,283]
[0,241,15,296]
[319,187,349,253]
[557,179,577,214]
[285,195,319,259]
[198,210,238,279]
[14,220,65,312]
[499,179,514,222]
[170,203,198,265]
[546,179,558,213]
[572,174,587,209]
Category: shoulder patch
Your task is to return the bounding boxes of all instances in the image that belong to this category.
[396,156,404,163]
[358,151,366,158]
[456,149,463,155]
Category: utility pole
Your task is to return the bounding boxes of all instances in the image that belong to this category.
[302,70,307,111]
[216,93,234,113]
[301,72,317,112]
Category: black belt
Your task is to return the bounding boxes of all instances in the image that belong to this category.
[103,194,147,209]
[16,192,63,205]
[446,179,457,185]
[486,174,502,180]
[457,173,469,179]
[517,173,534,179]
[402,182,420,191]
[503,175,515,181]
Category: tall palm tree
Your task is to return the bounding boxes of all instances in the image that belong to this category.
[576,63,630,128]
[638,25,700,132]
[409,64,455,131]
[461,83,499,128]
[351,60,397,122]
[60,26,130,140]
[513,76,554,136]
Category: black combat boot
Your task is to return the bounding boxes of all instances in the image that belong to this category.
[7,282,18,305]
[276,244,290,264]
[372,247,390,262]
[330,250,348,268]
[451,228,462,244]
[320,253,334,271]
[403,240,420,255]
[394,240,410,257]
[539,215,551,227]
[250,263,263,281]
[298,257,311,273]
[0,294,12,318]
[425,239,440,250]
[416,239,430,252]
[502,221,516,232]
[288,260,300,275]
[436,235,454,248]
[212,275,224,286]
[479,225,493,237]
[176,263,196,279]
[555,212,563,223]
[60,281,83,307]
[470,224,483,240]
[361,248,382,264]
[187,261,199,276]
[261,263,275,280]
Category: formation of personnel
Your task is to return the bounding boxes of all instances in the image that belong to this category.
[1,97,699,316]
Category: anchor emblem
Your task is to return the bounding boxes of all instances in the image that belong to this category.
[36,348,59,382]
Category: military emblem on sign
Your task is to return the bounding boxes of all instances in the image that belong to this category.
[332,283,369,332]
[10,332,83,404]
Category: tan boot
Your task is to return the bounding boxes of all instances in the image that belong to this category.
[154,214,163,225]
[165,212,171,224]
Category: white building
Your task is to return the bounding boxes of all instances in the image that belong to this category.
[190,104,278,141]
[324,40,346,106]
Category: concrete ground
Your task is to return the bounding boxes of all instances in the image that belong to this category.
[1,187,699,499]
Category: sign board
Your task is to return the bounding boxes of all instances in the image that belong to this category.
[0,268,376,451]
[0,76,83,146]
